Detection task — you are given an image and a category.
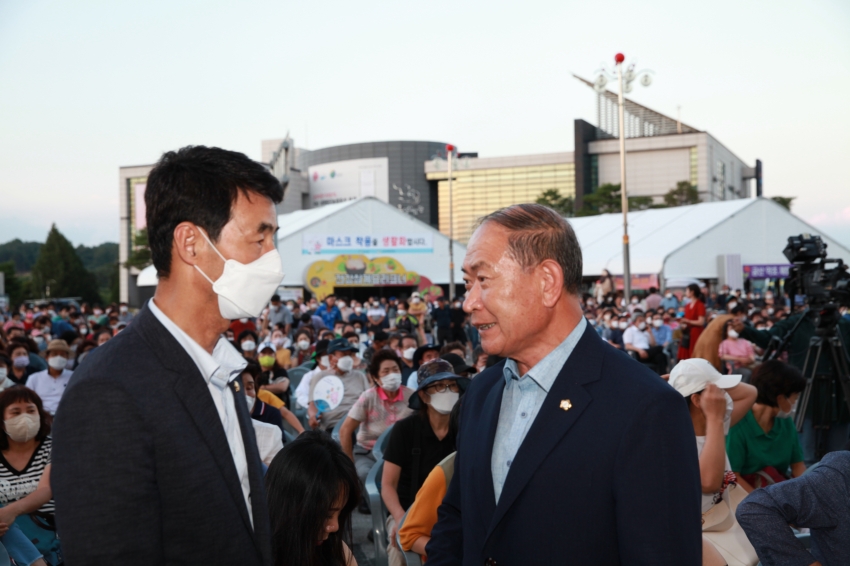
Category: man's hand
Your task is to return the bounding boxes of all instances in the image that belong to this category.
[700,384,727,423]
[638,349,648,359]
[308,415,320,429]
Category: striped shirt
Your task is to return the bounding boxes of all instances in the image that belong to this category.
[0,437,53,514]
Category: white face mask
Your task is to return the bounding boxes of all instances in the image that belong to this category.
[727,301,737,310]
[618,322,629,330]
[777,396,797,419]
[665,293,673,298]
[403,347,416,360]
[727,329,739,339]
[429,390,459,414]
[319,355,330,368]
[653,319,663,328]
[336,356,354,372]
[631,298,639,304]
[297,339,311,350]
[245,394,255,413]
[380,372,402,392]
[194,229,285,320]
[355,307,363,314]
[241,340,257,352]
[637,322,647,330]
[5,413,40,443]
[398,310,407,317]
[0,368,6,380]
[48,356,68,371]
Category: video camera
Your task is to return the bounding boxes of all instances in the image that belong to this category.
[782,234,850,333]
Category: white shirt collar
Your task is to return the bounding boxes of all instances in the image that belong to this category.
[148,299,246,386]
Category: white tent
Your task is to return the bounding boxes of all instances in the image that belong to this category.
[276,197,466,288]
[570,197,850,281]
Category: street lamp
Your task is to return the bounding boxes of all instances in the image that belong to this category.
[594,53,653,303]
[446,144,456,301]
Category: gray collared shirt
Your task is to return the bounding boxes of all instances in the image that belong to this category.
[491,317,586,503]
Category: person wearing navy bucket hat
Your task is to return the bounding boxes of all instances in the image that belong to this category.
[382,359,469,566]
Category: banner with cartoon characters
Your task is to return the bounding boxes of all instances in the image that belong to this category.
[304,254,444,301]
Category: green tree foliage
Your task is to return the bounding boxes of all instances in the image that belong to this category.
[124,228,152,270]
[663,181,700,207]
[0,239,42,272]
[0,261,24,306]
[30,225,101,303]
[535,189,574,217]
[576,183,655,216]
[770,196,795,211]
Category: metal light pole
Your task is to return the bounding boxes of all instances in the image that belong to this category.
[446,144,455,301]
[594,53,653,304]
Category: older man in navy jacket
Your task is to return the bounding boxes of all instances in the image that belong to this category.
[426,204,701,565]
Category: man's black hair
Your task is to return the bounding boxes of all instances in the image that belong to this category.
[271,294,281,303]
[145,145,284,277]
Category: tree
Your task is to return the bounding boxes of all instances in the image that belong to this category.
[0,239,42,273]
[535,189,574,216]
[0,261,24,306]
[771,196,795,211]
[664,181,700,207]
[576,183,656,216]
[31,225,101,303]
[124,228,152,270]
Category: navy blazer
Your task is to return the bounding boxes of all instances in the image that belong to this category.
[52,305,271,565]
[426,324,701,565]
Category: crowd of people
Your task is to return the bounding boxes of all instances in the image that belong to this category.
[0,277,848,565]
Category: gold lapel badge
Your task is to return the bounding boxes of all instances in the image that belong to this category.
[233,381,241,393]
[560,399,572,411]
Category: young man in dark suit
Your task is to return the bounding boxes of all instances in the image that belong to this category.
[426,203,702,565]
[52,146,285,565]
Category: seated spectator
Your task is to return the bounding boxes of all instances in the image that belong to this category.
[340,350,413,489]
[294,339,330,410]
[472,347,488,373]
[308,339,370,432]
[736,449,850,566]
[268,328,292,369]
[290,329,315,368]
[243,361,305,435]
[6,342,37,386]
[718,319,756,381]
[95,328,112,346]
[25,340,74,415]
[382,360,468,566]
[241,362,285,431]
[0,355,16,391]
[623,313,667,373]
[0,387,55,566]
[726,360,806,490]
[668,359,757,512]
[398,402,460,559]
[440,353,478,379]
[238,330,259,359]
[265,431,359,566]
[398,334,419,383]
[439,341,466,360]
[604,316,627,350]
[394,303,420,337]
[256,341,290,409]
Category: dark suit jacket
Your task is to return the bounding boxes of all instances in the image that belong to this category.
[426,324,701,565]
[52,305,271,565]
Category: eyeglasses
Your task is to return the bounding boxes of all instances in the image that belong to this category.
[425,382,460,394]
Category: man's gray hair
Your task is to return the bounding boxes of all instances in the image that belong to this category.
[475,203,583,295]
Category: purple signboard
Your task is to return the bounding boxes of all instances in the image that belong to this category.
[743,264,792,279]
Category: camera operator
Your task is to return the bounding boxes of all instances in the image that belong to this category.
[731,315,850,464]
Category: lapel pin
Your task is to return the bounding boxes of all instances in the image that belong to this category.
[560,399,572,411]
[233,381,241,393]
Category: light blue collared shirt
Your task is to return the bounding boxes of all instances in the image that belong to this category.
[491,317,586,503]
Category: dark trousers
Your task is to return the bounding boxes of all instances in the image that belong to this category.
[437,327,452,346]
[640,346,668,374]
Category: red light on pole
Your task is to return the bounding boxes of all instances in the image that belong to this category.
[446,144,455,153]
[614,53,625,64]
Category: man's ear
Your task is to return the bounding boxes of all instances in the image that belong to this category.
[172,222,202,268]
[537,259,565,309]
[690,393,701,409]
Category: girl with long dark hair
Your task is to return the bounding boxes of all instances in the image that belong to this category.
[265,430,360,566]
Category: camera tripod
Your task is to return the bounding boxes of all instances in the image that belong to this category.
[764,307,850,458]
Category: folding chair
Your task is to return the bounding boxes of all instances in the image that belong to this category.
[366,460,388,566]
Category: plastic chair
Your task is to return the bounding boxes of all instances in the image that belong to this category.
[283,430,296,443]
[366,460,388,566]
[372,424,394,463]
[0,543,10,566]
[396,509,423,566]
[332,417,345,442]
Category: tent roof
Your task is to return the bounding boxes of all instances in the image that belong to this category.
[275,199,362,241]
[571,199,756,276]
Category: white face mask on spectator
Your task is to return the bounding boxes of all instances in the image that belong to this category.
[297,339,311,350]
[403,347,416,360]
[380,372,402,392]
[637,322,647,330]
[653,319,663,328]
[5,413,40,443]
[727,329,739,339]
[429,391,459,414]
[336,356,354,373]
[320,355,330,368]
[241,341,256,352]
[48,356,68,371]
[12,356,28,369]
[245,394,255,413]
[0,368,6,380]
[618,322,629,330]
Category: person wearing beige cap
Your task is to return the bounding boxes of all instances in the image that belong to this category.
[24,339,74,415]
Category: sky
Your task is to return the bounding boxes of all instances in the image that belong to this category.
[1,0,849,250]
